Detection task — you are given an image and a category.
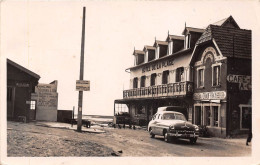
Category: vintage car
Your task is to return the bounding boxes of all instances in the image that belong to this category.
[148,107,199,144]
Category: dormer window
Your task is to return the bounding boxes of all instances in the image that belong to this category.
[136,54,144,65]
[154,41,168,59]
[148,49,155,61]
[133,49,145,66]
[185,34,190,49]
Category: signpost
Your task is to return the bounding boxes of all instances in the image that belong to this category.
[77,7,86,132]
[76,80,90,91]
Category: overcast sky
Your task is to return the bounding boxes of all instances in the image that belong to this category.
[1,1,259,116]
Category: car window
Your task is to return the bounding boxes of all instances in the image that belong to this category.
[152,114,157,120]
[162,113,175,120]
[175,114,187,121]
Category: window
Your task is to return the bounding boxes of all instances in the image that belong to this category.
[137,105,145,114]
[168,41,173,55]
[213,106,219,127]
[185,34,190,49]
[213,65,220,86]
[197,68,204,87]
[136,54,144,65]
[176,67,184,82]
[7,87,13,101]
[141,76,146,87]
[240,105,252,129]
[150,73,157,86]
[162,70,169,84]
[133,77,138,88]
[205,106,211,126]
[148,50,155,61]
[195,106,202,125]
[30,101,36,110]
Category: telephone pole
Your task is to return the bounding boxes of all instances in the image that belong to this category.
[77,6,86,132]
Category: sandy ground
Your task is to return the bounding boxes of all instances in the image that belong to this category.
[7,121,251,157]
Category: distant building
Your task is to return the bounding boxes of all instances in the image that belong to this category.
[7,59,40,122]
[115,16,251,137]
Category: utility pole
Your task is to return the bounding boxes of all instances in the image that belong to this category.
[77,7,86,132]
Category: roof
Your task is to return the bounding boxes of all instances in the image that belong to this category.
[7,59,41,79]
[196,25,251,58]
[167,35,184,41]
[182,27,205,35]
[133,50,145,55]
[154,40,168,46]
[211,16,240,29]
[127,48,192,70]
[143,45,156,51]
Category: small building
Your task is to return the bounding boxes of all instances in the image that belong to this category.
[7,59,40,122]
[31,81,59,121]
[115,16,251,137]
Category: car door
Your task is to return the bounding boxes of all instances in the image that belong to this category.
[152,114,162,135]
[156,114,165,136]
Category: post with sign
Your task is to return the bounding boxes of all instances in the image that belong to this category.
[77,6,86,132]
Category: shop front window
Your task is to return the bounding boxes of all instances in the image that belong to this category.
[213,106,219,127]
[137,105,146,114]
[195,106,202,125]
[205,106,211,126]
[240,105,252,129]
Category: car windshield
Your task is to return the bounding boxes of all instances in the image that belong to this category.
[162,113,186,121]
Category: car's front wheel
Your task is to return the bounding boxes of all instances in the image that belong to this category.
[149,128,155,138]
[164,132,171,143]
[190,137,197,144]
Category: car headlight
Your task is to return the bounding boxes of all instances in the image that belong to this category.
[195,125,199,131]
[169,125,175,130]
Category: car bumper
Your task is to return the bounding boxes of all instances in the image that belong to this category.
[168,132,199,138]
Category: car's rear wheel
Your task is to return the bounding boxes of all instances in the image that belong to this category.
[190,137,197,144]
[149,128,155,138]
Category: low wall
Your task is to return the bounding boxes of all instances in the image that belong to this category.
[57,110,73,123]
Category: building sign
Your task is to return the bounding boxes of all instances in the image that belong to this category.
[35,84,57,93]
[37,92,58,109]
[193,91,226,100]
[31,81,58,111]
[76,80,90,91]
[142,59,174,73]
[16,83,29,87]
[227,74,251,90]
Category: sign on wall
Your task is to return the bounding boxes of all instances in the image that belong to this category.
[76,80,90,91]
[35,84,57,93]
[37,92,58,109]
[193,91,226,100]
[227,74,251,90]
[141,59,174,73]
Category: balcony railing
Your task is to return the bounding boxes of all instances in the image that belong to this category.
[123,81,193,99]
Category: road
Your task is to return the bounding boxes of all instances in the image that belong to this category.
[93,127,251,157]
[7,121,251,157]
